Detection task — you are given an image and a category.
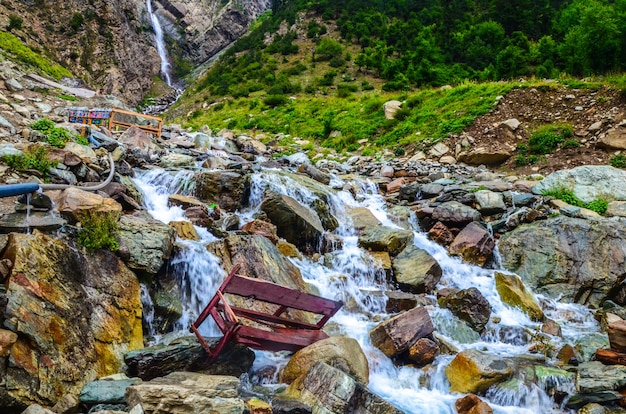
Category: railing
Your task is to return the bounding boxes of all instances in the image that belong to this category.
[68,107,163,138]
[108,108,163,139]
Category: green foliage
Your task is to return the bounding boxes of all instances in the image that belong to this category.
[528,124,573,154]
[77,209,120,251]
[541,186,608,215]
[561,139,580,149]
[31,119,80,148]
[610,154,626,168]
[7,15,23,31]
[263,94,288,107]
[586,199,608,215]
[0,31,72,80]
[314,38,343,61]
[3,146,56,177]
[70,13,84,33]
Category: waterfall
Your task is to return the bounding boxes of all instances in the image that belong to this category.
[133,166,599,413]
[146,0,173,86]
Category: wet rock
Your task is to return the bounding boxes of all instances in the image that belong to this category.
[448,222,495,267]
[499,215,626,307]
[495,272,544,321]
[312,198,338,231]
[541,319,562,337]
[443,287,491,332]
[392,244,442,294]
[386,177,408,194]
[194,170,247,212]
[241,219,279,243]
[432,201,481,226]
[169,221,200,241]
[369,306,434,358]
[124,336,254,381]
[346,207,381,232]
[0,211,66,233]
[118,212,176,276]
[125,371,244,414]
[407,337,440,367]
[297,163,330,185]
[159,153,196,168]
[261,192,324,254]
[577,361,626,393]
[184,206,213,228]
[293,362,403,413]
[385,291,418,314]
[280,337,369,385]
[399,182,420,201]
[455,394,493,414]
[427,221,454,246]
[445,349,512,393]
[357,226,413,256]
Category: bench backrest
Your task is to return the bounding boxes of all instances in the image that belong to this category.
[223,274,342,319]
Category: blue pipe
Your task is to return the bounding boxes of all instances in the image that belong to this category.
[0,183,40,198]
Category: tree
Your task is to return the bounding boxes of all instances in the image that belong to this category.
[314,38,343,61]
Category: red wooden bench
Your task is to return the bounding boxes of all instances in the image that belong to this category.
[190,264,343,361]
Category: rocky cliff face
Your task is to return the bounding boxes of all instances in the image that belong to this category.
[154,0,272,64]
[0,0,271,105]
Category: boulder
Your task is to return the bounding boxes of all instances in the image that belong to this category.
[532,166,626,203]
[124,336,255,381]
[194,170,247,212]
[169,221,200,241]
[369,306,433,358]
[597,125,626,150]
[280,336,369,385]
[494,272,544,321]
[428,221,454,246]
[443,287,491,332]
[118,126,161,162]
[159,153,196,168]
[608,320,626,353]
[235,135,267,154]
[347,207,381,232]
[261,192,324,254]
[391,244,442,294]
[241,219,279,243]
[498,216,626,307]
[63,142,98,163]
[457,147,512,166]
[432,201,481,226]
[383,100,402,120]
[0,232,143,409]
[455,394,494,414]
[50,187,122,224]
[407,337,440,367]
[384,291,418,314]
[577,361,626,393]
[474,190,506,215]
[445,349,512,393]
[357,226,413,256]
[294,362,403,413]
[79,377,141,405]
[448,222,495,267]
[118,212,177,276]
[125,372,244,414]
[429,142,450,158]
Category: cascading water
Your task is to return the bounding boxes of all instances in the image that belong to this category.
[133,165,600,413]
[146,0,173,86]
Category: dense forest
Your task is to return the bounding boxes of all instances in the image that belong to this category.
[196,0,625,95]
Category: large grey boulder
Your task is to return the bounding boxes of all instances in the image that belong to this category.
[432,201,481,225]
[295,362,403,413]
[194,170,247,212]
[532,165,626,203]
[125,372,244,414]
[118,212,177,276]
[358,226,413,256]
[442,288,492,332]
[498,216,626,307]
[392,244,442,294]
[261,192,324,254]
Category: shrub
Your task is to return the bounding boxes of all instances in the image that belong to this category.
[541,186,585,207]
[263,94,288,107]
[3,146,56,177]
[561,139,580,149]
[7,15,23,31]
[528,124,573,154]
[46,127,74,148]
[610,154,626,168]
[586,199,608,215]
[31,118,56,133]
[77,209,120,251]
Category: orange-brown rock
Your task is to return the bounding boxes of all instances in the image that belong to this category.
[455,394,494,414]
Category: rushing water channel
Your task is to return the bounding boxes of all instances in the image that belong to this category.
[133,164,600,413]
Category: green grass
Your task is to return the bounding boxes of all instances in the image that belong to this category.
[170,80,513,154]
[2,145,56,178]
[541,186,609,215]
[610,154,626,168]
[528,123,573,154]
[31,119,78,148]
[0,31,72,80]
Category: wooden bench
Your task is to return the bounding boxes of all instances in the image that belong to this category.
[190,264,343,361]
